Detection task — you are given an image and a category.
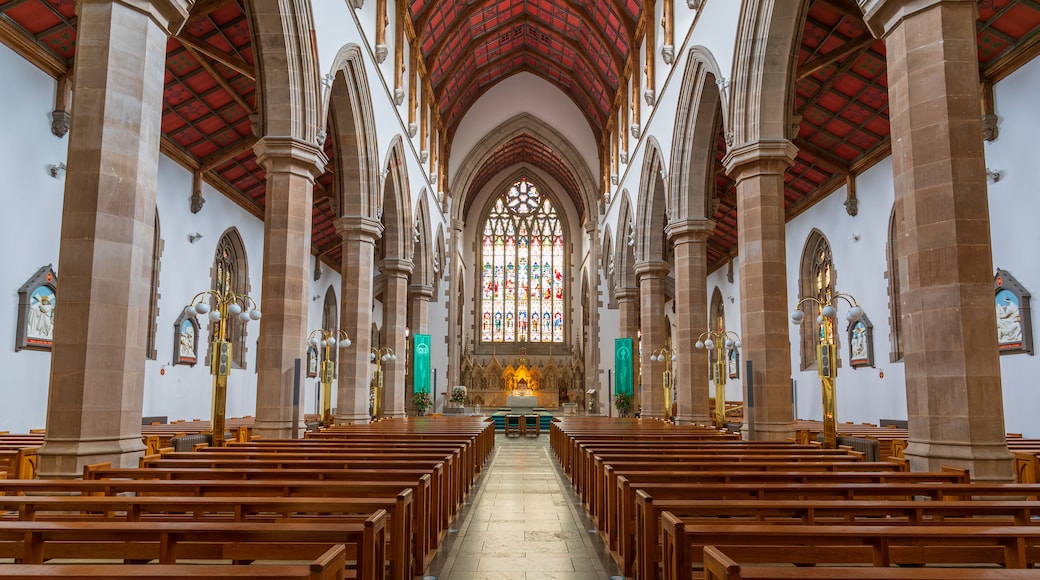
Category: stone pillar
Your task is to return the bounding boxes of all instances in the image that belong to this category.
[336,216,383,423]
[615,286,640,411]
[381,259,413,418]
[446,219,465,389]
[252,137,326,439]
[38,0,191,478]
[636,261,671,419]
[667,219,715,425]
[405,283,433,414]
[723,140,797,441]
[862,0,1012,480]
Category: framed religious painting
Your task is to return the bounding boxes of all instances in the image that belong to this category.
[172,311,199,366]
[727,348,740,379]
[16,265,57,352]
[847,313,874,368]
[995,268,1033,355]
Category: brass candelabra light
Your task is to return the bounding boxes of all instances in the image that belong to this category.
[307,328,351,427]
[650,348,677,418]
[695,329,742,429]
[791,293,863,448]
[183,289,261,447]
[370,347,397,419]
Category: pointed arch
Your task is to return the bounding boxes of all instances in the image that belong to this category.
[729,0,808,147]
[322,285,338,362]
[326,44,380,219]
[671,47,727,222]
[635,137,669,264]
[249,0,321,143]
[601,226,617,308]
[886,206,903,362]
[380,136,414,264]
[614,191,638,293]
[711,286,726,333]
[146,211,162,360]
[413,190,434,287]
[797,229,835,371]
[433,223,446,297]
[210,227,251,370]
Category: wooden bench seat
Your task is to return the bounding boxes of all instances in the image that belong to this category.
[0,515,385,580]
[702,545,1040,580]
[662,515,1040,580]
[0,544,346,579]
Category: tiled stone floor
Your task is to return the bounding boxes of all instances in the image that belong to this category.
[423,433,623,580]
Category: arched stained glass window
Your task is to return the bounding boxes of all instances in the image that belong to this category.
[480,179,565,343]
[798,230,835,370]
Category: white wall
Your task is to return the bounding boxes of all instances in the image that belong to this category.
[0,43,69,432]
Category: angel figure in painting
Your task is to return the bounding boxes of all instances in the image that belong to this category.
[997,294,1023,344]
[27,292,54,340]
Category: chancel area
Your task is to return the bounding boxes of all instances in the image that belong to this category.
[4,0,1040,577]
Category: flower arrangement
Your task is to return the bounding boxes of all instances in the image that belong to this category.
[614,392,632,416]
[449,386,468,406]
[412,390,433,414]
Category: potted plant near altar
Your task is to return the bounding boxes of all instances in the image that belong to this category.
[412,390,433,416]
[449,386,468,409]
[614,392,632,417]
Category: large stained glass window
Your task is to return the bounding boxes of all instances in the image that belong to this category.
[480,179,565,343]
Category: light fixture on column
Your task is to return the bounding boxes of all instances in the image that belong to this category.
[183,289,261,447]
[187,232,203,244]
[650,347,677,420]
[791,293,863,449]
[370,347,397,419]
[987,168,1002,183]
[47,162,66,179]
[307,328,352,427]
[695,329,742,429]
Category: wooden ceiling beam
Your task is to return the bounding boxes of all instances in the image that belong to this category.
[797,34,874,81]
[186,0,234,25]
[0,17,67,78]
[200,136,259,172]
[176,33,255,80]
[793,137,849,172]
[181,44,254,114]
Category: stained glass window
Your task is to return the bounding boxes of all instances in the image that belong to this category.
[480,179,565,343]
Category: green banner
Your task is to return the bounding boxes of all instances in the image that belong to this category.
[413,334,431,394]
[615,337,633,396]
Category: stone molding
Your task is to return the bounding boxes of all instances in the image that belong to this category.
[665,218,715,242]
[634,259,671,278]
[101,0,192,34]
[722,138,798,177]
[859,0,978,39]
[253,136,327,179]
[335,215,383,240]
[381,258,414,277]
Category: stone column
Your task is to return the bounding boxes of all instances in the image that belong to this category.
[38,0,191,478]
[405,283,433,414]
[252,137,326,439]
[636,261,671,419]
[723,140,797,441]
[861,0,1013,480]
[667,219,715,425]
[615,286,640,411]
[446,219,465,388]
[381,259,413,418]
[336,216,383,423]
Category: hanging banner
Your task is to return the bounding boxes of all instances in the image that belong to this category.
[615,337,633,396]
[413,334,431,394]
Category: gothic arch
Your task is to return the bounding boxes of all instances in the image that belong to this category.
[670,47,727,221]
[209,227,251,369]
[433,223,446,296]
[249,0,322,143]
[729,0,809,148]
[413,190,434,287]
[797,228,835,371]
[887,206,903,362]
[601,226,616,307]
[635,138,670,265]
[450,113,598,224]
[614,192,638,293]
[325,44,380,219]
[379,136,414,264]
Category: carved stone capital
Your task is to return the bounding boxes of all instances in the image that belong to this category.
[50,110,71,138]
[722,139,798,178]
[190,192,205,214]
[665,218,715,242]
[253,137,327,179]
[394,88,404,106]
[634,259,672,278]
[350,0,364,8]
[335,215,383,241]
[375,44,388,63]
[408,283,435,301]
[407,123,417,138]
[644,89,656,107]
[662,45,674,65]
[111,0,192,34]
[630,123,641,139]
[419,150,428,164]
[844,196,859,217]
[381,258,414,277]
[982,113,999,142]
[859,0,978,39]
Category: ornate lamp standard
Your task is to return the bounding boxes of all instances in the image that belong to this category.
[183,290,261,447]
[791,293,863,449]
[695,329,742,429]
[307,329,351,427]
[650,348,677,419]
[370,347,397,419]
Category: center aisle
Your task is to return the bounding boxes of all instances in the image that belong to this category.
[425,433,622,580]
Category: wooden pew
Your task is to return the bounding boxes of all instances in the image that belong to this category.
[0,515,385,580]
[661,514,1040,580]
[0,544,346,579]
[701,545,1040,580]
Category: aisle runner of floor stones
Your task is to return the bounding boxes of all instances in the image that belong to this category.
[424,433,623,580]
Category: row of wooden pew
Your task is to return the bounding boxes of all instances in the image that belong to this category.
[0,416,494,579]
[551,416,1040,580]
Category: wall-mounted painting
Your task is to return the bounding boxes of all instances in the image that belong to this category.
[995,268,1033,355]
[848,313,874,368]
[727,348,740,379]
[173,311,199,366]
[306,345,319,378]
[16,265,57,352]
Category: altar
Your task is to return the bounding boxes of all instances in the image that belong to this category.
[506,395,539,414]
